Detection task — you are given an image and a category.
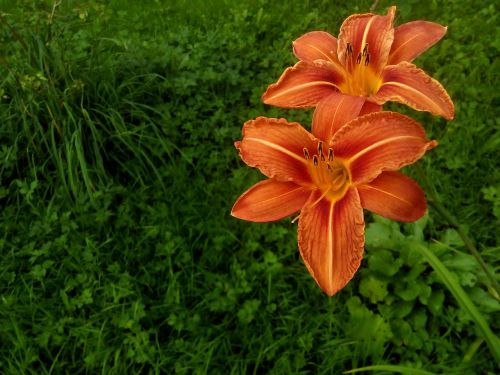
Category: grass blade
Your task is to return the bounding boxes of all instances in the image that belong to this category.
[412,243,500,362]
[344,364,436,375]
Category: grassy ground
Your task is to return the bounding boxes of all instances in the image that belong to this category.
[0,0,498,373]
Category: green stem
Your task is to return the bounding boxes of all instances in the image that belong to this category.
[414,163,500,298]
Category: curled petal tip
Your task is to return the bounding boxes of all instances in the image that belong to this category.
[375,62,455,120]
[427,139,438,150]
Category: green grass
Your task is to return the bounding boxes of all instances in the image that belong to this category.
[0,0,498,374]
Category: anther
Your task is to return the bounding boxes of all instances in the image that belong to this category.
[317,141,323,155]
[313,155,318,166]
[356,52,362,64]
[362,44,369,56]
[346,42,353,55]
[328,148,334,161]
[303,148,309,160]
[364,53,370,66]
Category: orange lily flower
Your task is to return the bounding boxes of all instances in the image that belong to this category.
[262,6,454,120]
[232,94,437,296]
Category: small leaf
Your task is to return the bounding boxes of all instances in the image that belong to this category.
[367,249,403,276]
[425,290,445,315]
[237,299,261,324]
[359,276,389,304]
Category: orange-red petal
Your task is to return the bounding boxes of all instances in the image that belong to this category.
[389,21,447,64]
[337,6,395,75]
[357,171,426,222]
[332,111,437,185]
[262,61,344,108]
[293,31,339,64]
[298,188,365,296]
[236,117,317,184]
[231,179,311,222]
[312,92,365,143]
[359,100,382,115]
[373,62,455,119]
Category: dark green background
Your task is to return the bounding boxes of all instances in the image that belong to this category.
[0,0,498,373]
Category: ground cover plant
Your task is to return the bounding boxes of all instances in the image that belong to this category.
[0,0,498,374]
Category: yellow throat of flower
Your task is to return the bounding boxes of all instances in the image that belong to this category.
[339,42,382,97]
[303,142,351,203]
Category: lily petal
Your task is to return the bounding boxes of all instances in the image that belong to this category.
[262,61,344,108]
[236,117,317,184]
[373,62,455,119]
[389,21,447,64]
[293,31,339,64]
[232,179,311,222]
[359,100,382,115]
[312,92,365,143]
[358,171,426,222]
[337,6,395,75]
[332,111,437,185]
[298,188,365,296]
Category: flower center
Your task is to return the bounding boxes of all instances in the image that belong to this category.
[339,42,382,97]
[303,142,351,202]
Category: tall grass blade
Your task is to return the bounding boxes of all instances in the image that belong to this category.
[412,243,500,362]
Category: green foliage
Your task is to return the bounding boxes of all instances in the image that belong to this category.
[360,215,499,369]
[0,0,498,374]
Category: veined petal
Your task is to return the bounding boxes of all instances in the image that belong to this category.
[232,179,311,222]
[312,92,365,142]
[373,62,455,119]
[237,117,317,184]
[262,61,344,108]
[389,21,447,64]
[293,31,340,64]
[337,6,395,75]
[358,171,426,222]
[298,188,365,296]
[332,111,437,185]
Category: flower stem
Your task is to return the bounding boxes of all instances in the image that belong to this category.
[414,163,500,298]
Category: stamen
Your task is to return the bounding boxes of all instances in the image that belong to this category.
[364,53,370,66]
[346,42,353,55]
[328,148,334,161]
[356,52,362,64]
[320,154,325,161]
[303,148,309,160]
[313,155,318,166]
[291,214,301,224]
[362,43,369,56]
[317,141,323,155]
